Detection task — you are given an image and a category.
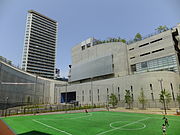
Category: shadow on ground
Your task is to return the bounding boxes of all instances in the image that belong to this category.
[18,131,51,135]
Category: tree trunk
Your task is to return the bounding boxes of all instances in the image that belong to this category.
[142,103,144,109]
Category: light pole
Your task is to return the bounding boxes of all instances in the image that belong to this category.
[0,63,2,96]
[0,63,2,116]
[158,79,167,115]
[43,83,45,104]
[34,75,38,104]
[5,97,8,117]
[91,77,93,110]
[112,83,114,94]
[65,83,68,113]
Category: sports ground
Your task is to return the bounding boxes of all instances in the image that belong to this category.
[2,111,180,135]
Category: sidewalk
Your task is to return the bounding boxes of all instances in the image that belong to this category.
[111,107,180,115]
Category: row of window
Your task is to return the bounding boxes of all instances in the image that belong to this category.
[31,29,56,41]
[28,50,55,60]
[30,33,56,45]
[81,43,91,50]
[129,38,163,51]
[32,18,56,31]
[28,53,55,63]
[29,40,55,52]
[80,82,176,102]
[131,55,178,73]
[28,56,54,65]
[31,22,56,37]
[29,44,55,54]
[130,48,165,59]
[31,24,56,38]
[31,26,56,39]
[27,61,54,70]
[32,14,56,27]
[29,47,55,57]
[27,68,54,76]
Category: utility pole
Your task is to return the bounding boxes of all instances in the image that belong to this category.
[0,63,3,116]
[91,77,93,111]
[65,83,67,113]
[5,97,8,117]
[43,83,45,104]
[112,83,114,94]
[34,75,38,104]
[158,79,167,115]
[0,63,2,100]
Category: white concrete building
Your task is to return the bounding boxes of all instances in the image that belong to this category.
[21,10,58,79]
[56,24,180,108]
[0,60,66,108]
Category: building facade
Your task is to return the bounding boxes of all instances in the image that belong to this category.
[0,60,65,108]
[56,24,180,108]
[21,10,58,79]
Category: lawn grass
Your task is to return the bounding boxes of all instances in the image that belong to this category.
[2,111,180,135]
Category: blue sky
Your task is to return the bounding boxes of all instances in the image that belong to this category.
[0,0,180,77]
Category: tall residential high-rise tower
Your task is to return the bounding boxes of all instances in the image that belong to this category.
[21,10,58,79]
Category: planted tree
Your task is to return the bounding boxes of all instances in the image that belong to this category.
[121,39,126,43]
[159,89,172,114]
[165,92,172,109]
[138,88,147,109]
[125,90,133,109]
[177,94,180,109]
[155,25,168,33]
[134,33,142,41]
[109,93,118,108]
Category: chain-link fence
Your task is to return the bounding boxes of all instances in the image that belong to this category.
[117,99,179,109]
[0,103,105,117]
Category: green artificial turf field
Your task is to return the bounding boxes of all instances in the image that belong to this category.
[2,111,180,135]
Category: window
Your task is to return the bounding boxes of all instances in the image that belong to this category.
[140,52,150,57]
[129,48,134,51]
[152,48,164,53]
[150,84,153,90]
[118,87,120,93]
[97,89,99,94]
[130,57,135,59]
[150,38,162,44]
[81,45,85,50]
[98,95,100,101]
[82,96,84,102]
[107,88,109,94]
[86,43,91,48]
[141,62,147,68]
[151,93,154,101]
[130,86,133,92]
[131,86,133,101]
[135,55,178,73]
[139,43,149,47]
[131,64,136,72]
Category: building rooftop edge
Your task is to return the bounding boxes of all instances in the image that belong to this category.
[28,10,57,23]
[0,60,64,83]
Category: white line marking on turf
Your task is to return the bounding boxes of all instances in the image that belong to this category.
[32,119,72,135]
[110,121,146,130]
[68,113,92,119]
[38,113,92,121]
[96,117,150,135]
